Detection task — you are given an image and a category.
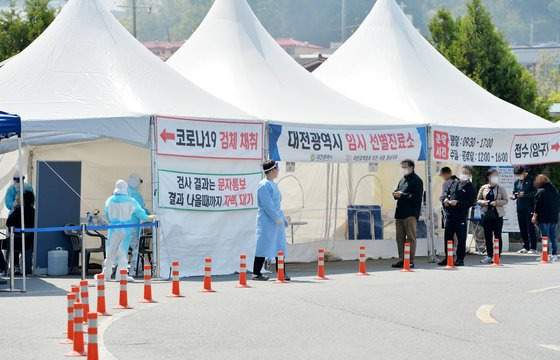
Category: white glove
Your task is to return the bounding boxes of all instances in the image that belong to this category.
[275,218,283,227]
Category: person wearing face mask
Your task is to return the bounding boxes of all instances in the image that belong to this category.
[127,173,151,277]
[438,165,475,266]
[5,170,34,214]
[510,166,537,254]
[532,174,559,262]
[477,169,509,264]
[391,159,423,269]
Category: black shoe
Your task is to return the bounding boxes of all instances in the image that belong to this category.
[410,263,415,269]
[391,261,404,268]
[453,260,465,267]
[437,259,447,266]
[251,274,269,281]
[284,274,291,281]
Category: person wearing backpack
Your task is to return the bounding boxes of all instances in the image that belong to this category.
[532,174,559,262]
[477,169,509,264]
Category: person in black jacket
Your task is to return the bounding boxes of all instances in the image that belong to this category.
[532,174,559,261]
[438,165,475,266]
[391,159,423,269]
[510,166,538,254]
[4,190,35,275]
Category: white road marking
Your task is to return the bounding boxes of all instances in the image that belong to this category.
[529,286,560,293]
[476,304,499,324]
[540,344,560,352]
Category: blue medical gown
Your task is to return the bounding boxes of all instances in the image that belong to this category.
[255,179,287,258]
[128,186,150,240]
[104,194,149,253]
[5,183,34,211]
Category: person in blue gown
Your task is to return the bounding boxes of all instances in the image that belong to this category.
[5,170,34,214]
[127,173,150,276]
[252,160,289,281]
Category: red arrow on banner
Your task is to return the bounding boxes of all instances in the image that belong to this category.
[160,129,176,143]
[552,142,560,152]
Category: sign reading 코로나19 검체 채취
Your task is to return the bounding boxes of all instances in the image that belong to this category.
[433,127,560,166]
[155,115,264,160]
[158,169,262,212]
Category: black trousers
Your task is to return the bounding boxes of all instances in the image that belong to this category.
[483,216,503,257]
[444,217,468,261]
[252,257,284,276]
[517,210,537,251]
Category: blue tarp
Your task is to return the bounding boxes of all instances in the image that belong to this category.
[0,111,21,139]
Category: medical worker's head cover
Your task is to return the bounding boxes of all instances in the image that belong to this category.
[114,179,129,195]
[13,170,24,183]
[128,173,142,189]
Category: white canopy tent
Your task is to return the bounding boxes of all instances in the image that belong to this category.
[0,0,262,277]
[168,0,430,263]
[314,0,560,258]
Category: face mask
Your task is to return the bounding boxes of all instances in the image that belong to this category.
[459,174,469,181]
[516,175,524,180]
[401,168,409,176]
[490,176,499,184]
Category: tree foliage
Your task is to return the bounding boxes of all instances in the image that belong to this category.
[0,0,56,62]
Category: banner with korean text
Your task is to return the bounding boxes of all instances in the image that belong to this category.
[269,125,426,162]
[433,126,560,166]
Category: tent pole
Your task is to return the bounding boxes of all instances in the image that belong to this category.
[149,116,160,279]
[424,126,437,263]
[17,136,26,291]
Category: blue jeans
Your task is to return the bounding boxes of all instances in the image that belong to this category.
[539,223,558,255]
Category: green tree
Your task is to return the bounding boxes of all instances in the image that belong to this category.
[0,0,56,62]
[429,0,547,118]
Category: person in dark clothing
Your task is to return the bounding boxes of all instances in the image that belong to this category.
[439,167,458,228]
[510,166,538,253]
[438,165,475,266]
[4,191,35,275]
[532,174,559,261]
[391,159,423,269]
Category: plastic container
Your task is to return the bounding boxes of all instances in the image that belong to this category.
[47,247,68,276]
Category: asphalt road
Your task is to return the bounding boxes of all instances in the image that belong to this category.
[1,254,559,359]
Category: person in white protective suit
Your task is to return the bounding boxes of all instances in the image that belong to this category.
[102,180,150,281]
[5,170,34,214]
[127,173,150,276]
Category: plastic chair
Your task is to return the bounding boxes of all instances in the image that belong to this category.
[64,224,106,275]
[135,233,153,276]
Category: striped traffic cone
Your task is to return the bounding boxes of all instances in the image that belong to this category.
[167,261,185,297]
[356,245,369,276]
[80,280,90,323]
[64,302,86,357]
[401,243,413,272]
[444,240,456,270]
[314,248,329,280]
[60,293,75,344]
[114,270,132,309]
[540,236,550,264]
[200,258,216,292]
[492,239,503,266]
[139,265,157,303]
[235,254,251,288]
[71,285,81,303]
[87,313,98,360]
[95,274,110,316]
[274,251,288,284]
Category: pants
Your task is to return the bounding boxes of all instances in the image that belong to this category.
[102,230,128,280]
[444,217,467,261]
[5,249,32,274]
[539,223,558,256]
[483,216,503,257]
[129,230,140,275]
[517,210,537,251]
[253,256,285,276]
[395,216,417,262]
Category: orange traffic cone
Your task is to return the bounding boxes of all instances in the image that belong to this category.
[167,261,185,297]
[114,270,132,309]
[201,258,216,292]
[492,238,503,266]
[401,243,413,272]
[86,313,98,360]
[274,251,289,284]
[356,245,369,276]
[80,280,90,323]
[64,302,86,357]
[60,293,75,344]
[71,285,81,302]
[235,254,251,288]
[314,248,329,280]
[540,236,550,264]
[139,265,157,303]
[95,275,110,316]
[444,240,456,270]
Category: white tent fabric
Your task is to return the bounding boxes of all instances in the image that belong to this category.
[0,0,256,152]
[314,0,557,133]
[167,0,421,129]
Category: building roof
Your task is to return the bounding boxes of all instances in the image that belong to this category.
[142,40,185,51]
[276,38,323,50]
[511,45,560,65]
